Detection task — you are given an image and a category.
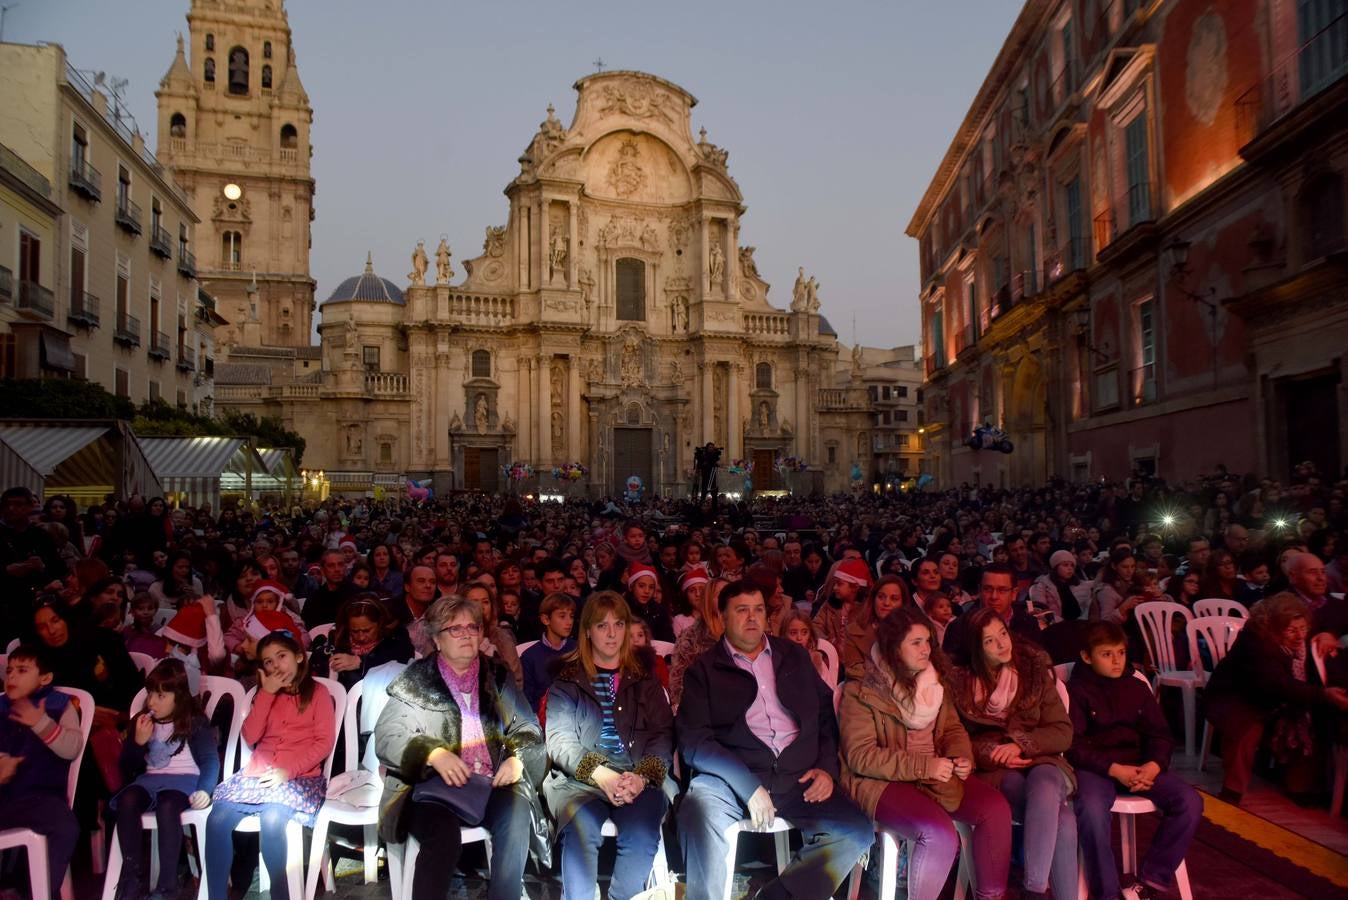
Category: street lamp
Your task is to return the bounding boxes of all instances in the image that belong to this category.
[1164,236,1219,387]
[1072,306,1108,360]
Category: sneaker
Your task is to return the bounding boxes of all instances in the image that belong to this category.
[1121,879,1159,900]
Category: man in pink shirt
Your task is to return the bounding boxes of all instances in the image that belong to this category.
[676,580,870,900]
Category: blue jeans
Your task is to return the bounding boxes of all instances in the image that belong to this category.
[999,765,1077,896]
[402,784,533,900]
[561,789,667,900]
[204,801,295,900]
[1075,770,1201,899]
[677,774,872,900]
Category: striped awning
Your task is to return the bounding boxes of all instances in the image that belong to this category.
[139,437,269,511]
[0,422,164,502]
[0,424,107,477]
[371,473,405,486]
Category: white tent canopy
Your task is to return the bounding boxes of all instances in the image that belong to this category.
[140,436,268,512]
[0,420,163,503]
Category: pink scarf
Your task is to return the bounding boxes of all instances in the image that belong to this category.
[975,664,1019,722]
[437,655,494,776]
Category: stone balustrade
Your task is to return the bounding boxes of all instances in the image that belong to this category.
[817,387,870,411]
[743,312,790,336]
[448,292,514,327]
[365,372,409,395]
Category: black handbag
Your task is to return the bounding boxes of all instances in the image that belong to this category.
[410,772,493,826]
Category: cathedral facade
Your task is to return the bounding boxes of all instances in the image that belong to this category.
[216,69,871,496]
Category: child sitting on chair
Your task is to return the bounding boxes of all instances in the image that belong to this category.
[1066,622,1201,900]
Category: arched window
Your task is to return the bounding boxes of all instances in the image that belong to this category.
[756,362,773,391]
[205,34,214,51]
[280,124,298,149]
[616,258,645,321]
[261,65,272,89]
[203,58,215,83]
[227,46,249,95]
[221,230,242,267]
[471,349,491,379]
[169,113,187,139]
[263,41,273,59]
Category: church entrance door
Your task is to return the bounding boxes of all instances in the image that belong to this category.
[464,447,500,493]
[612,428,652,496]
[752,449,779,490]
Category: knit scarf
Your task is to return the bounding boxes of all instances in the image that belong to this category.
[437,655,494,776]
[873,645,943,730]
[348,635,378,657]
[615,540,653,568]
[976,664,1020,722]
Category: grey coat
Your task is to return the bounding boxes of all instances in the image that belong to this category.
[542,649,673,831]
[374,654,549,861]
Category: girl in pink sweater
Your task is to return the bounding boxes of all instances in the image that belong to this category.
[203,632,335,900]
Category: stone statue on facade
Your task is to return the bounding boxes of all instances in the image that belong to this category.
[759,401,770,430]
[791,267,808,312]
[672,296,689,333]
[851,343,864,381]
[579,266,595,309]
[739,246,760,279]
[409,241,428,286]
[708,241,724,287]
[549,230,568,282]
[474,394,489,433]
[435,238,453,284]
[621,333,643,387]
[806,276,821,312]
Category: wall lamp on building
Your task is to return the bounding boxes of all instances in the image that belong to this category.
[1071,307,1110,361]
[1164,237,1220,387]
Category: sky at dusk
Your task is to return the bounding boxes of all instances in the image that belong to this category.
[14,0,1022,350]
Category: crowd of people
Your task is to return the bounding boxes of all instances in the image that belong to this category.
[1,462,1346,900]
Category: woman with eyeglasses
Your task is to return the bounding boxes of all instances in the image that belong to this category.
[374,596,545,900]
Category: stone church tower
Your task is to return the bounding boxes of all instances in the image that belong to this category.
[155,0,315,348]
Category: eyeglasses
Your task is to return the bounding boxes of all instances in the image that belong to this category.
[437,623,482,639]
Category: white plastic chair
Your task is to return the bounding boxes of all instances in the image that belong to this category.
[308,623,336,643]
[1187,616,1245,772]
[1074,671,1194,900]
[1134,602,1200,756]
[846,825,973,900]
[815,638,840,688]
[101,677,248,900]
[195,677,345,900]
[0,686,95,900]
[305,679,387,899]
[1193,598,1247,619]
[514,640,538,657]
[386,829,490,900]
[129,652,159,676]
[722,817,794,900]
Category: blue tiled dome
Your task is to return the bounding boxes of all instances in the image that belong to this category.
[323,253,404,305]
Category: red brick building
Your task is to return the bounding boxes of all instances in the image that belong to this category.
[908,0,1347,486]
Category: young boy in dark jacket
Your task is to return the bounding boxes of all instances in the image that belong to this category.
[1067,622,1201,900]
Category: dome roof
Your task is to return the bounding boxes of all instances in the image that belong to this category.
[323,253,404,305]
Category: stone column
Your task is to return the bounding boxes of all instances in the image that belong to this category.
[535,353,549,463]
[568,356,581,459]
[567,201,578,288]
[700,362,714,446]
[795,364,810,459]
[433,349,452,470]
[540,199,551,288]
[727,364,741,459]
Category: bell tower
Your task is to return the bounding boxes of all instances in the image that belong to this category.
[156,0,316,348]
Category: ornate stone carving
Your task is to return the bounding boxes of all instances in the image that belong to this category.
[620,332,644,387]
[607,138,646,198]
[791,267,808,312]
[449,411,463,432]
[586,356,604,384]
[434,238,453,284]
[708,240,725,286]
[212,192,252,223]
[501,413,515,433]
[739,246,760,278]
[668,216,694,253]
[409,240,428,286]
[758,401,770,430]
[696,127,729,168]
[483,225,506,258]
[668,359,684,384]
[474,393,489,433]
[671,295,689,332]
[550,359,566,458]
[545,296,580,314]
[712,366,726,446]
[596,81,677,125]
[579,266,595,309]
[549,229,568,282]
[598,214,658,250]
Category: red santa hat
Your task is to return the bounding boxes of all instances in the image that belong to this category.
[245,608,298,641]
[626,563,658,588]
[339,537,359,551]
[248,580,292,608]
[834,558,873,588]
[680,566,710,591]
[159,603,208,649]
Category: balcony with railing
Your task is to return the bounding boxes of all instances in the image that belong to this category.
[1093,365,1120,412]
[0,266,11,303]
[1009,269,1039,305]
[1235,13,1348,150]
[1130,363,1156,407]
[365,372,409,396]
[743,312,791,336]
[817,387,869,411]
[148,330,171,361]
[114,311,141,347]
[957,324,978,359]
[69,158,102,201]
[150,224,173,258]
[177,344,196,372]
[177,247,197,279]
[1044,237,1088,286]
[1094,181,1157,254]
[115,197,142,235]
[67,291,100,328]
[16,281,54,319]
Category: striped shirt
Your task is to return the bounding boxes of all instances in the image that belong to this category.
[592,667,628,761]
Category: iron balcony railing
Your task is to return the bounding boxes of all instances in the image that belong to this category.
[0,266,11,302]
[1130,363,1157,407]
[150,225,173,258]
[1235,13,1348,145]
[67,291,100,328]
[16,281,54,318]
[1095,181,1156,250]
[178,247,197,279]
[149,330,172,360]
[177,344,196,372]
[1045,237,1088,285]
[115,197,142,235]
[69,158,102,201]
[114,311,141,347]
